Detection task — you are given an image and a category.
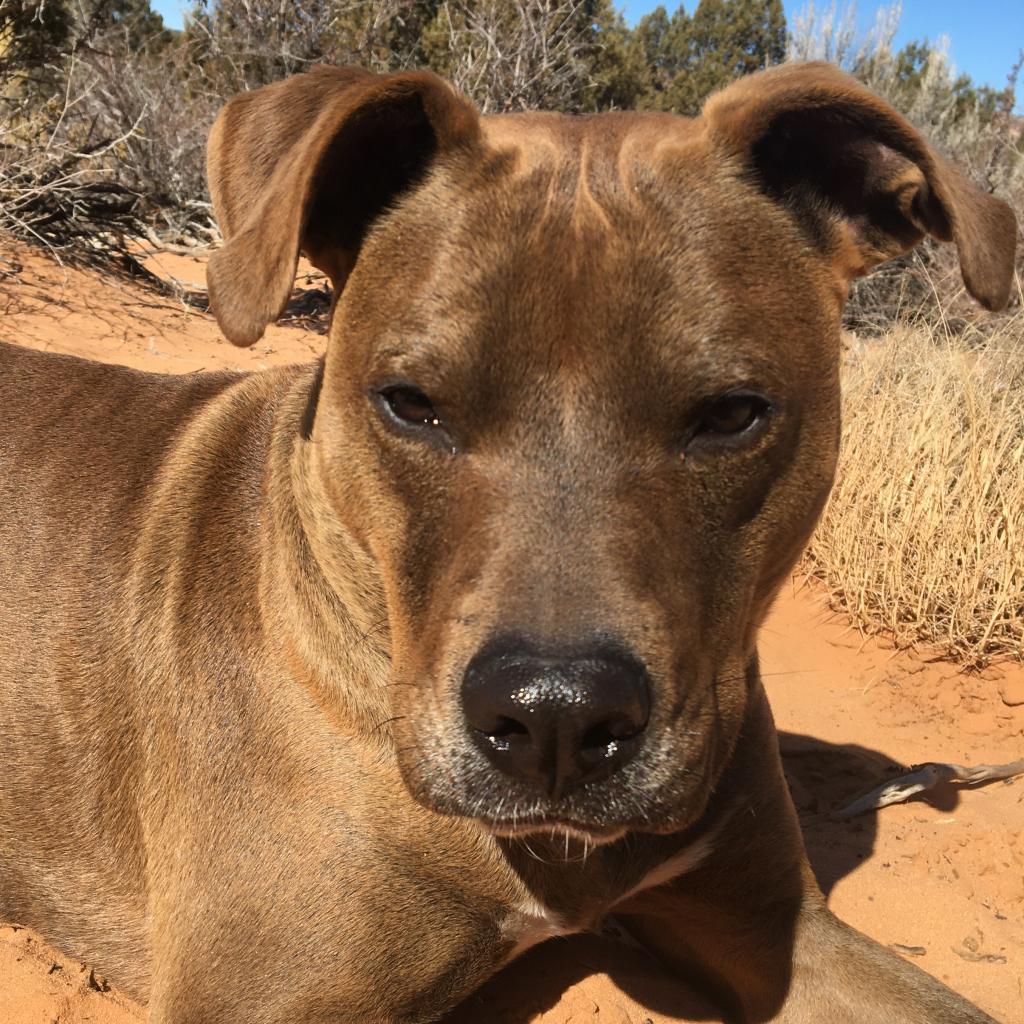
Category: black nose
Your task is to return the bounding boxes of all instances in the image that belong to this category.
[462,647,650,798]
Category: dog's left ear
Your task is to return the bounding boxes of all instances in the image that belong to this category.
[701,61,1017,310]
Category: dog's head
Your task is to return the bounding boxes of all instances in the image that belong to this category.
[207,63,1015,840]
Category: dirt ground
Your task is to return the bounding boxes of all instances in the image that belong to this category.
[1,241,1022,1023]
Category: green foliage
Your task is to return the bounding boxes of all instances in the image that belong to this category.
[636,0,786,114]
[576,0,652,112]
[1,0,170,76]
[856,38,1016,127]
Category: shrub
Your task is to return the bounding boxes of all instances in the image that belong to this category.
[804,314,1024,665]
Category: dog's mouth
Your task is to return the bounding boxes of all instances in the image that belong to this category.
[479,816,628,847]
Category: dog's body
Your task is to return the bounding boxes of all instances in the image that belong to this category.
[0,62,1016,1023]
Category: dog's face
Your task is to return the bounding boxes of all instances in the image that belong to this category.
[314,117,841,837]
[207,65,1015,840]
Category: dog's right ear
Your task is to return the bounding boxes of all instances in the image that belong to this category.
[206,67,480,346]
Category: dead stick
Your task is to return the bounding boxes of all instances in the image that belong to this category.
[833,759,1024,819]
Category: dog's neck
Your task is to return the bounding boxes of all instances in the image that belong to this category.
[259,364,393,737]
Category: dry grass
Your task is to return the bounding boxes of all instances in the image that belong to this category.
[804,312,1024,666]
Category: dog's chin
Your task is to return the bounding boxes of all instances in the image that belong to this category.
[399,768,720,844]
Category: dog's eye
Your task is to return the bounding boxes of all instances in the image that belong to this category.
[380,386,442,429]
[688,393,773,450]
[702,394,767,435]
[373,384,455,451]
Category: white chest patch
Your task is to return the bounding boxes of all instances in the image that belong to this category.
[610,829,718,909]
[501,897,575,964]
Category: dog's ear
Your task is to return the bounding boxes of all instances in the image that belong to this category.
[700,61,1017,310]
[206,66,480,346]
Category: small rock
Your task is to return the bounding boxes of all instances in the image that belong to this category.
[890,943,927,957]
[901,654,928,676]
[998,678,1024,707]
[86,967,109,992]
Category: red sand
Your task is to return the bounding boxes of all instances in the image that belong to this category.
[2,241,1021,1022]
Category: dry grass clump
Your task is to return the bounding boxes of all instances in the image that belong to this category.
[804,314,1024,666]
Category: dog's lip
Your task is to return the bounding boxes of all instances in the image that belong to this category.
[476,816,627,845]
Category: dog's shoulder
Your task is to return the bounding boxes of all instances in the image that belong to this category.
[0,337,242,408]
[0,341,311,536]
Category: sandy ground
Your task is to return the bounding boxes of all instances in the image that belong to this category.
[1,241,1022,1023]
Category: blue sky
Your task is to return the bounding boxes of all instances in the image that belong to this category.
[153,1,1022,107]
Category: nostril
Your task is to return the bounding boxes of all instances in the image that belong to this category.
[490,716,529,737]
[581,714,645,765]
[582,724,611,750]
[582,721,627,752]
[486,716,530,741]
[586,713,644,746]
[476,715,532,755]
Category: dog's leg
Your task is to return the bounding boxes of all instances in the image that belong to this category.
[616,684,999,1024]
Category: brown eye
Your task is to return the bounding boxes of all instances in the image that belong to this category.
[381,386,442,428]
[688,392,773,451]
[372,383,455,452]
[702,394,765,435]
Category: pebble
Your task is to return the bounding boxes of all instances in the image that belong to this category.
[997,678,1024,707]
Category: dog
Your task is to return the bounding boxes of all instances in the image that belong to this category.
[0,61,1016,1023]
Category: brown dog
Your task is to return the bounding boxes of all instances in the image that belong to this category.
[0,61,1016,1023]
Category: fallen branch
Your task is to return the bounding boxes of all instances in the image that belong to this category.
[141,226,212,258]
[834,759,1024,819]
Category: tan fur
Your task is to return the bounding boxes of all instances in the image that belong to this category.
[1,61,1015,1023]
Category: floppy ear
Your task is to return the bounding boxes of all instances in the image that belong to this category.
[700,61,1017,310]
[206,66,481,346]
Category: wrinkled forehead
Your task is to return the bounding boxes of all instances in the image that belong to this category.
[479,109,691,188]
[349,110,839,391]
[472,110,716,298]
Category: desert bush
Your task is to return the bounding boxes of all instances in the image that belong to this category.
[0,58,147,262]
[0,0,217,263]
[186,0,646,114]
[423,0,616,113]
[804,313,1024,665]
[61,47,220,237]
[184,0,430,92]
[0,0,645,260]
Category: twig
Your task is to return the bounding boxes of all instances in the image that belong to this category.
[834,759,1024,819]
[141,226,211,258]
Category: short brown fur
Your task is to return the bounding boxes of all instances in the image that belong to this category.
[1,61,1015,1023]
